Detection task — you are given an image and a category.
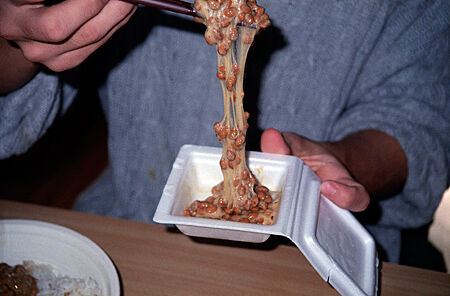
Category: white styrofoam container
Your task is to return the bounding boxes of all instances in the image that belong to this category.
[154,145,379,296]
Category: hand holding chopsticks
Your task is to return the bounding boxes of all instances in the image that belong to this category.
[0,0,138,77]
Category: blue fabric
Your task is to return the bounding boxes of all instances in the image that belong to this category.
[1,0,448,262]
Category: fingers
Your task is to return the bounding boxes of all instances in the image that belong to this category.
[262,129,370,212]
[18,1,136,69]
[260,128,291,155]
[41,5,136,71]
[67,0,135,48]
[6,0,136,71]
[320,180,370,212]
[18,0,110,42]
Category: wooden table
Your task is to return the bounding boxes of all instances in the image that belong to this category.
[0,200,448,296]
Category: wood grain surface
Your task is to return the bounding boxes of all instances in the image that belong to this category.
[0,200,448,296]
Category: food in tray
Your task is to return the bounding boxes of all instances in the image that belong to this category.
[0,261,102,296]
[184,0,278,225]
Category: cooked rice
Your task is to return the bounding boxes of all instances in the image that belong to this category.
[23,261,102,296]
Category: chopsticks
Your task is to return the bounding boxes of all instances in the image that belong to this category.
[125,0,199,17]
[124,0,256,28]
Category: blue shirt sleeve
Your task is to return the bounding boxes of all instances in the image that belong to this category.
[0,70,77,158]
[331,0,449,228]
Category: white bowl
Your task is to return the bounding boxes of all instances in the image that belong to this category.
[0,219,120,296]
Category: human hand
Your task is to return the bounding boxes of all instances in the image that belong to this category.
[0,0,137,72]
[260,128,370,212]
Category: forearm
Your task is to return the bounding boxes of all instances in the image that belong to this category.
[322,130,408,199]
[0,37,40,95]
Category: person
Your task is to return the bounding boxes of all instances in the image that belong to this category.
[0,0,448,263]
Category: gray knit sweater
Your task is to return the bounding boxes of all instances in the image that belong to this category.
[1,0,448,262]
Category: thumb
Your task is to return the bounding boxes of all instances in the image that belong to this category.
[261,128,291,155]
[320,180,370,212]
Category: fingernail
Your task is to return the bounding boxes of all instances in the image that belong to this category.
[321,181,337,197]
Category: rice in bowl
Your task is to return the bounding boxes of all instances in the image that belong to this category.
[24,261,102,296]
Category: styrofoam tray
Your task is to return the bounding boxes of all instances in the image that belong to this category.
[0,219,120,296]
[154,145,379,296]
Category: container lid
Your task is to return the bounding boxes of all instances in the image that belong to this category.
[287,166,379,296]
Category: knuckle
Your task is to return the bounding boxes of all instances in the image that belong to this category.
[78,26,103,44]
[45,60,72,72]
[113,0,135,16]
[88,0,107,14]
[120,3,135,15]
[21,45,47,63]
[82,3,104,21]
[41,17,69,42]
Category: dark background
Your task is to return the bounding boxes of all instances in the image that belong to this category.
[0,92,446,272]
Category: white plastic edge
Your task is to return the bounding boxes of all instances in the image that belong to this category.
[286,167,378,296]
[153,144,379,296]
[0,219,121,296]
